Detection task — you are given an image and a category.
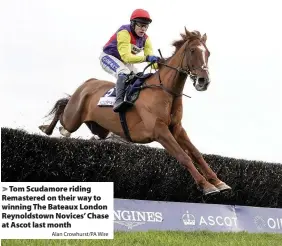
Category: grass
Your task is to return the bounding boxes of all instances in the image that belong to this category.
[2,231,282,246]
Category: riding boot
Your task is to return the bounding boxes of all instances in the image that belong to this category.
[113,74,133,112]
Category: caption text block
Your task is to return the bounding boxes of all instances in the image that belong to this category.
[0,182,113,239]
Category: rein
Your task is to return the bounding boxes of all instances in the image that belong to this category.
[133,60,193,98]
[134,40,206,98]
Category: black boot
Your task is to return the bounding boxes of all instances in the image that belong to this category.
[113,74,133,112]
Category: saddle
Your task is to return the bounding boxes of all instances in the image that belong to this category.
[97,72,154,109]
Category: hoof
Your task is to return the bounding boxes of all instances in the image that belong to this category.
[203,186,220,196]
[59,126,71,137]
[215,182,232,193]
[38,125,50,135]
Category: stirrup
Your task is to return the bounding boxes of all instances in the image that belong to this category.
[113,100,133,112]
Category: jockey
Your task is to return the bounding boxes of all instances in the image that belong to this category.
[99,8,160,112]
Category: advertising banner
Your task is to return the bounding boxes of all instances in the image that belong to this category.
[114,199,281,234]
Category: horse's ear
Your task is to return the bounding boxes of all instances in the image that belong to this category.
[184,26,190,37]
[201,33,207,43]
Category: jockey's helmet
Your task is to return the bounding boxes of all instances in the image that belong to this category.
[130,9,152,24]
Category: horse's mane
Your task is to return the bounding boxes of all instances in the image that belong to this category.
[158,27,205,68]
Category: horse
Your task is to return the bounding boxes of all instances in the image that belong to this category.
[39,27,231,196]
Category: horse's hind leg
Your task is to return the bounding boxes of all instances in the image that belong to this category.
[58,93,89,137]
[39,97,70,136]
[58,111,82,138]
[85,121,110,139]
[39,115,59,136]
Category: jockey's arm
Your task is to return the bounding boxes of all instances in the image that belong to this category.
[117,30,146,63]
[144,37,158,70]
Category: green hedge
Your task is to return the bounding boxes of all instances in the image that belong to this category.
[1,127,281,208]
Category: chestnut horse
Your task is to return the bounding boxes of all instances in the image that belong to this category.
[39,28,231,196]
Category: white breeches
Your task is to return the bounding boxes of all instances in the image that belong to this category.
[99,52,138,79]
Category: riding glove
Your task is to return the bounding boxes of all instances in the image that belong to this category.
[146,55,160,63]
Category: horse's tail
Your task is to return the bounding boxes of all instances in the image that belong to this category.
[45,94,71,118]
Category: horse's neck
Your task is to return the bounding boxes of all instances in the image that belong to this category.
[159,45,188,96]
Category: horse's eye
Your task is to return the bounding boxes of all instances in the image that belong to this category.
[190,49,195,53]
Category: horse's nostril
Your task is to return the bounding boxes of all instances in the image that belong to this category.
[198,78,206,84]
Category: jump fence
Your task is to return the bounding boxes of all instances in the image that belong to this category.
[1,127,281,234]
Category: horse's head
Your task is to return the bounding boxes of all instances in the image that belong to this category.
[185,32,210,91]
[163,28,211,92]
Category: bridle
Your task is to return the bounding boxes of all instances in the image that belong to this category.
[137,39,209,98]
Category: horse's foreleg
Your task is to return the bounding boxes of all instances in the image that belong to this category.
[154,120,220,195]
[171,123,231,192]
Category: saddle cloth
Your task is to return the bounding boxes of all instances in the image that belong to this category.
[97,73,153,106]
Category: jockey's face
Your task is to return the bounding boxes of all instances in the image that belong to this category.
[134,22,149,37]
